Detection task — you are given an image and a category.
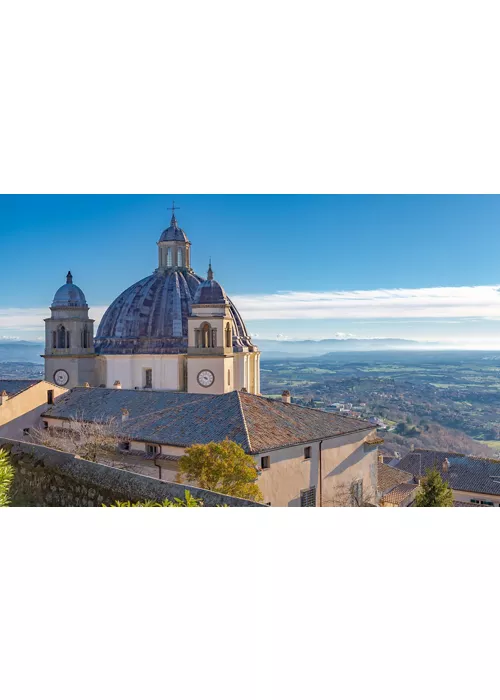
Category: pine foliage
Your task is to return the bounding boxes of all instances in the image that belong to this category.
[415,468,454,507]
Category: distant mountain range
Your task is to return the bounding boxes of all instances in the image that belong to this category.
[0,341,44,364]
[255,337,438,357]
[0,337,438,364]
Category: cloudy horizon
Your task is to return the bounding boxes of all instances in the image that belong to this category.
[4,282,500,348]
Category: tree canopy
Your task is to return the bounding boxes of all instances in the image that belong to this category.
[177,439,263,502]
[415,468,453,507]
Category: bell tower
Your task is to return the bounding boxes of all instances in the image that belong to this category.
[43,272,98,389]
[187,264,235,394]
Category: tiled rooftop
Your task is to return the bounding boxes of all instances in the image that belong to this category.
[42,387,373,454]
[377,462,413,493]
[397,449,500,497]
[381,482,419,506]
[0,379,40,398]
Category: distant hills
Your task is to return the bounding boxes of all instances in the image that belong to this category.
[255,337,438,357]
[0,341,44,364]
[0,336,438,364]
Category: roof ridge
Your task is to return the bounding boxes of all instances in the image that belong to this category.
[235,391,253,453]
[247,392,372,426]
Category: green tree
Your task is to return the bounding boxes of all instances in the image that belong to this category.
[0,449,14,507]
[415,468,453,507]
[177,439,263,502]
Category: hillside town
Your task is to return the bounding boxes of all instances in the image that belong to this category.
[2,209,500,507]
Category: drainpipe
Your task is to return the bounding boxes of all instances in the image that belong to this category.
[318,440,323,507]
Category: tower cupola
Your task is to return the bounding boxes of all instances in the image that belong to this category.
[157,201,191,271]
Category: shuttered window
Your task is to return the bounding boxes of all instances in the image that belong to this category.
[300,486,316,507]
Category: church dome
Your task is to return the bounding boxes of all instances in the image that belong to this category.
[52,272,88,308]
[193,264,228,305]
[94,209,254,355]
[95,270,253,355]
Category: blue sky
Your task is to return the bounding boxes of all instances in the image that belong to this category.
[2,194,500,346]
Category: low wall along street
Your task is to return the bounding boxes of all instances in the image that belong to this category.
[0,439,264,507]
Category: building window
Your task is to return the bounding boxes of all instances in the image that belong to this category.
[265,502,272,506]
[304,446,312,459]
[23,428,30,436]
[300,486,316,507]
[351,479,363,506]
[47,390,54,405]
[471,498,494,506]
[81,325,91,349]
[120,441,130,451]
[198,323,216,349]
[57,325,66,349]
[261,456,270,470]
[166,248,172,267]
[42,421,49,430]
[225,323,232,348]
[177,248,183,267]
[52,331,57,349]
[144,369,153,389]
[146,444,159,455]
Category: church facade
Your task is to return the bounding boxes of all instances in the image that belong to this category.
[43,210,260,395]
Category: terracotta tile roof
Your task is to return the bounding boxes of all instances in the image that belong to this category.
[42,387,373,454]
[381,482,419,506]
[377,463,413,493]
[0,379,40,398]
[397,449,500,497]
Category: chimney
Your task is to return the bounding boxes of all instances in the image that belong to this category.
[240,387,248,393]
[378,452,384,465]
[121,408,129,423]
[113,380,122,390]
[0,390,8,406]
[282,390,291,404]
[442,457,450,473]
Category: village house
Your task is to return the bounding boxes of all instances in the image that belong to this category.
[40,385,380,507]
[0,380,67,441]
[396,449,500,506]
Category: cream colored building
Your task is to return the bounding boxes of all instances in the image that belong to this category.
[42,386,379,507]
[0,380,67,441]
[43,210,260,396]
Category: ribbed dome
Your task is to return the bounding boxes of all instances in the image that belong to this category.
[52,272,87,308]
[95,269,253,355]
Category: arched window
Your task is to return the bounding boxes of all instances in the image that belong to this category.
[57,325,67,349]
[225,323,232,348]
[211,329,217,348]
[52,331,57,349]
[81,326,91,349]
[200,322,210,348]
[166,248,172,267]
[66,331,71,349]
[177,248,183,267]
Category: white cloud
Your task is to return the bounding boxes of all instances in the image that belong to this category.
[231,285,500,320]
[0,306,108,333]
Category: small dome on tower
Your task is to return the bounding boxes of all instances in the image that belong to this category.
[52,271,88,308]
[193,263,228,305]
[159,211,189,243]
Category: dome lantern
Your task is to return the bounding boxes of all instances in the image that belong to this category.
[157,201,191,271]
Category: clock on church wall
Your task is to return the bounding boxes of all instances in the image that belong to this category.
[197,369,215,388]
[53,369,69,386]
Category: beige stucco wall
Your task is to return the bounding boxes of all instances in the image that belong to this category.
[451,488,500,505]
[103,354,183,391]
[255,428,377,507]
[0,382,68,440]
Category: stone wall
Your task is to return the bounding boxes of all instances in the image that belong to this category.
[0,439,264,507]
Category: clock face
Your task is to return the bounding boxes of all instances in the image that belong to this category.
[197,369,215,388]
[53,369,69,386]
